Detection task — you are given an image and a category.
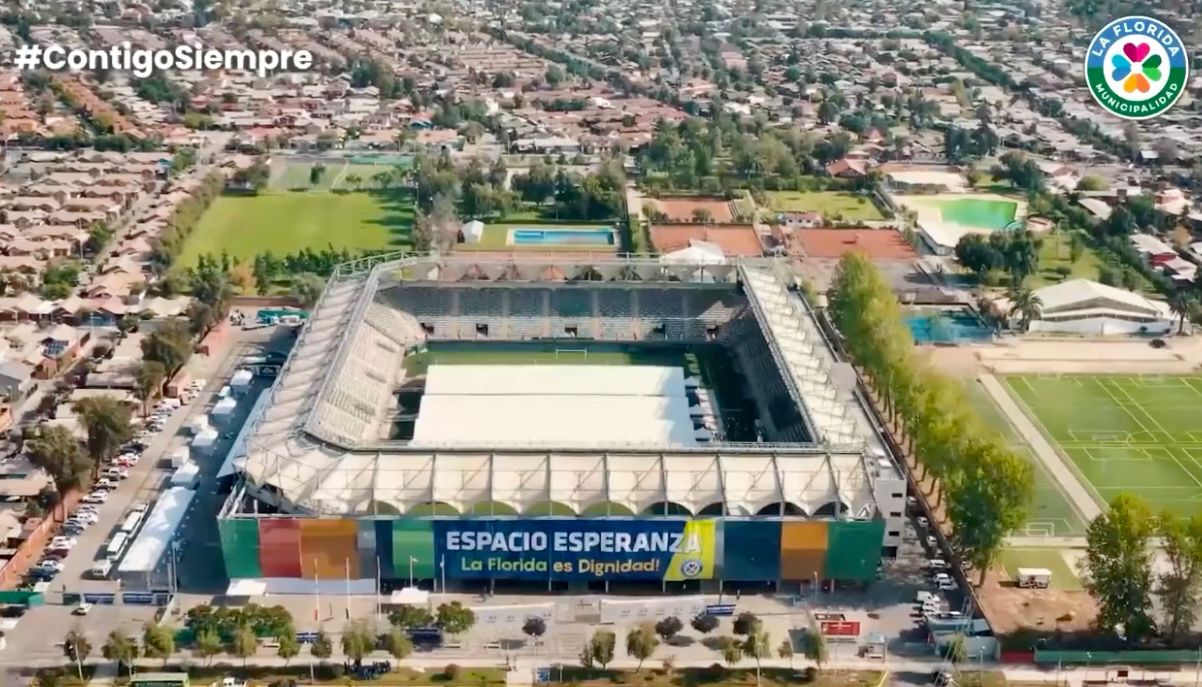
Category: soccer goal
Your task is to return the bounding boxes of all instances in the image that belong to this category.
[554,348,589,361]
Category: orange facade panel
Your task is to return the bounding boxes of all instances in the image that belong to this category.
[780,547,826,581]
[299,519,360,580]
[780,521,829,551]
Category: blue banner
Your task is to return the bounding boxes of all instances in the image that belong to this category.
[434,519,717,581]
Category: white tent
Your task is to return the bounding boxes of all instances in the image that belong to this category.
[659,240,728,266]
[188,416,211,435]
[212,397,237,417]
[192,428,218,449]
[218,386,231,398]
[462,220,485,244]
[230,369,253,388]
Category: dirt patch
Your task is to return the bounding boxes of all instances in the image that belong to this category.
[648,196,736,222]
[977,565,1097,636]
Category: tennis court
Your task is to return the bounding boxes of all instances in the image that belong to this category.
[1004,374,1202,516]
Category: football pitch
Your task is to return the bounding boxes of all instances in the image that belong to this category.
[1005,374,1202,517]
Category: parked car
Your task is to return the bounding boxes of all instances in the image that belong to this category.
[0,605,26,618]
[916,516,930,529]
[71,510,100,524]
[82,491,109,504]
[925,534,938,548]
[36,560,64,573]
[131,502,148,513]
[49,536,76,548]
[72,603,92,616]
[102,467,129,481]
[95,478,117,490]
[928,559,949,570]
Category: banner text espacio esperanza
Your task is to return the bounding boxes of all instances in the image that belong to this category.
[444,529,704,575]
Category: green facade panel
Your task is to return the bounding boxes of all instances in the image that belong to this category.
[822,520,885,581]
[392,519,435,580]
[220,518,263,579]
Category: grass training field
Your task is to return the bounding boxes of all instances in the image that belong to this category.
[998,547,1082,590]
[964,382,1087,536]
[402,341,758,441]
[1005,374,1202,516]
[179,189,414,265]
[765,191,884,221]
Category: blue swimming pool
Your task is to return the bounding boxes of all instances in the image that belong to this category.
[509,228,615,246]
[905,307,994,344]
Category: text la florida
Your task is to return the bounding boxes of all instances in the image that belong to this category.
[1090,19,1181,59]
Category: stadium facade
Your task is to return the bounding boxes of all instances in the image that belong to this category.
[218,254,906,593]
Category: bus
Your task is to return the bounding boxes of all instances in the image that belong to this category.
[119,511,143,534]
[105,533,129,559]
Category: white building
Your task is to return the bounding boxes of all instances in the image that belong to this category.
[1023,279,1175,336]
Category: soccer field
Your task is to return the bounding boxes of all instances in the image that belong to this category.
[271,161,402,191]
[964,382,1087,536]
[1005,374,1202,516]
[765,191,884,221]
[179,190,414,265]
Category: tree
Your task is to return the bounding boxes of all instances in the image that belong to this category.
[944,634,967,663]
[74,397,133,477]
[1082,494,1157,642]
[625,623,660,671]
[692,207,714,223]
[743,630,771,685]
[776,638,794,669]
[141,320,193,376]
[1168,292,1194,335]
[342,619,376,667]
[194,628,223,665]
[733,612,761,636]
[718,636,743,668]
[801,630,827,670]
[947,443,1033,584]
[311,630,333,664]
[1007,287,1043,332]
[142,622,175,665]
[102,629,138,676]
[28,425,91,493]
[277,626,301,666]
[64,630,92,680]
[383,627,413,660]
[289,272,326,309]
[588,629,616,668]
[389,605,433,628]
[309,163,326,186]
[229,625,258,667]
[522,616,547,643]
[344,172,362,191]
[429,192,462,251]
[1156,512,1202,643]
[435,601,476,636]
[133,361,166,418]
[654,616,683,643]
[691,613,719,635]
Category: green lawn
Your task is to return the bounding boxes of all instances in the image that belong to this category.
[179,190,413,264]
[964,381,1088,536]
[765,191,884,221]
[998,547,1082,590]
[1028,230,1105,288]
[457,223,617,252]
[1004,374,1202,516]
[272,162,401,191]
[403,341,758,441]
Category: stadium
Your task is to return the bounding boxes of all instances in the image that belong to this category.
[217,254,907,594]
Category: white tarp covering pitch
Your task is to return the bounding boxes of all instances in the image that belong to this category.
[118,487,196,573]
[422,364,687,397]
[412,365,695,448]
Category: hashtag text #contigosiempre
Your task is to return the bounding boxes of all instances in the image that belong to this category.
[13,42,313,78]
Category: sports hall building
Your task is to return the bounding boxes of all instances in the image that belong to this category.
[217,254,907,594]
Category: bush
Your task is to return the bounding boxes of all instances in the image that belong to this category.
[1053,265,1073,278]
[445,663,461,680]
[803,666,818,681]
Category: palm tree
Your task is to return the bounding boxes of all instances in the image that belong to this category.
[1168,291,1194,335]
[1007,287,1043,332]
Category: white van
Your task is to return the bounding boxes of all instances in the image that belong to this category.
[90,559,113,578]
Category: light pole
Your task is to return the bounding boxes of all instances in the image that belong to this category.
[409,556,417,588]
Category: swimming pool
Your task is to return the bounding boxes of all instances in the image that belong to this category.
[933,199,1018,231]
[905,307,994,344]
[509,228,615,246]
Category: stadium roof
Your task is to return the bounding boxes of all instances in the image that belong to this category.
[237,254,886,516]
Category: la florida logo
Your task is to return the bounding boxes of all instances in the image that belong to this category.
[1084,16,1188,120]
